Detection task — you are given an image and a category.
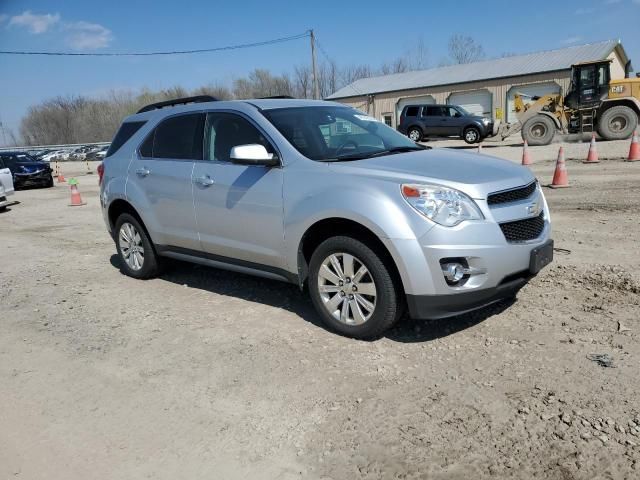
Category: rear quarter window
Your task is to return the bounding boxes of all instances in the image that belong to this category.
[106,121,146,157]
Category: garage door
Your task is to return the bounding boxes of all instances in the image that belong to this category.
[507,82,560,123]
[448,90,492,118]
[396,95,435,126]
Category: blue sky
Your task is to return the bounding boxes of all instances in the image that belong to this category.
[1,0,639,143]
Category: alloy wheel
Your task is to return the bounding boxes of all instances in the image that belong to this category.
[317,252,377,325]
[118,222,144,271]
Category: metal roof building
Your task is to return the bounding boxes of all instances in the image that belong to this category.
[327,40,630,127]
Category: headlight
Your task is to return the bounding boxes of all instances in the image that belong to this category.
[401,184,484,227]
[482,118,490,124]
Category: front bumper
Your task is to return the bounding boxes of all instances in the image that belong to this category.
[406,269,531,319]
[381,188,552,319]
[14,171,52,188]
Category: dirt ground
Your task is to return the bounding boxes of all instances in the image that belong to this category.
[1,147,639,480]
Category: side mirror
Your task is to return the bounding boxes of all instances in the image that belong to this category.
[229,144,279,167]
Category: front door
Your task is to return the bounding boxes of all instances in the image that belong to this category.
[192,112,285,269]
[128,112,204,250]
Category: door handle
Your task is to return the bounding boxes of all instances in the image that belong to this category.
[136,167,150,177]
[195,175,215,187]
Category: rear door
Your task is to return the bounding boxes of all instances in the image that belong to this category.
[192,111,285,269]
[129,112,204,250]
[0,156,15,196]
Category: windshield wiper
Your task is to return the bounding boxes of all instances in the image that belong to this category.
[324,145,428,162]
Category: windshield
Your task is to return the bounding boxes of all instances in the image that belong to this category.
[263,106,422,161]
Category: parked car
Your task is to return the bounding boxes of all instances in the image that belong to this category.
[0,152,54,189]
[398,104,494,144]
[32,149,54,160]
[40,150,69,162]
[101,97,552,339]
[85,145,109,161]
[0,160,15,211]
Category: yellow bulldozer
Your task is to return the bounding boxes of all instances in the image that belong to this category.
[497,59,640,145]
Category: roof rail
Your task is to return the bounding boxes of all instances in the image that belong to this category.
[136,95,218,114]
[258,95,296,99]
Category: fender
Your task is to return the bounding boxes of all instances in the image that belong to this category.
[600,97,640,114]
[537,111,562,130]
[115,176,165,245]
[283,181,436,292]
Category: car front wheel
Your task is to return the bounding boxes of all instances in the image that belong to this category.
[308,236,402,339]
[463,127,480,144]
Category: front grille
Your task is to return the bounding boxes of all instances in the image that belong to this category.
[488,181,537,206]
[499,212,545,242]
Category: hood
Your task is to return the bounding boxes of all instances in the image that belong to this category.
[327,148,534,199]
[13,162,50,174]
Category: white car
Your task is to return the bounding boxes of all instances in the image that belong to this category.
[0,160,15,211]
[41,150,69,162]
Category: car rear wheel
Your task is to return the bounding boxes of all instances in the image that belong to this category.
[408,127,422,142]
[308,236,403,339]
[463,127,480,144]
[114,213,160,279]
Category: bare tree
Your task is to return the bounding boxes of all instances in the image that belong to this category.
[192,83,234,100]
[448,34,485,64]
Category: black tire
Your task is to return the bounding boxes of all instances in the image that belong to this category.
[407,127,423,142]
[308,236,403,339]
[46,176,54,188]
[597,105,638,141]
[114,213,161,279]
[463,127,481,144]
[522,115,556,146]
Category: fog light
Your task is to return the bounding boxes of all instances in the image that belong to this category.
[441,262,466,284]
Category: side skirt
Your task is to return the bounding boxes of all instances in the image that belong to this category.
[156,245,298,284]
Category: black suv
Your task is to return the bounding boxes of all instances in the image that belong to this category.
[398,104,493,144]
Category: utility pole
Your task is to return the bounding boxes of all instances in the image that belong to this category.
[310,29,320,100]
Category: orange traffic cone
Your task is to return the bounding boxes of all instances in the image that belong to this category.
[549,147,570,188]
[57,173,66,183]
[68,178,86,206]
[583,132,599,164]
[521,140,532,166]
[627,130,640,162]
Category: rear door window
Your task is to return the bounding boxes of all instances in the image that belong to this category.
[141,113,205,160]
[405,106,419,117]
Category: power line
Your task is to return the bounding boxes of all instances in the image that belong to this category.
[314,34,367,101]
[0,31,310,57]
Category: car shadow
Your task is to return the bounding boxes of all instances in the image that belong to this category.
[109,254,511,342]
[0,200,20,213]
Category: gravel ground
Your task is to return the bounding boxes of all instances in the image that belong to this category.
[1,150,639,480]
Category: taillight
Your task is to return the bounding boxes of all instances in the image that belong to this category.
[97,162,104,185]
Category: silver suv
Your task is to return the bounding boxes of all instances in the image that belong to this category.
[100,96,553,339]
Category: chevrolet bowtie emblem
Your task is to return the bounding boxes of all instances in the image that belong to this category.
[527,202,541,216]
